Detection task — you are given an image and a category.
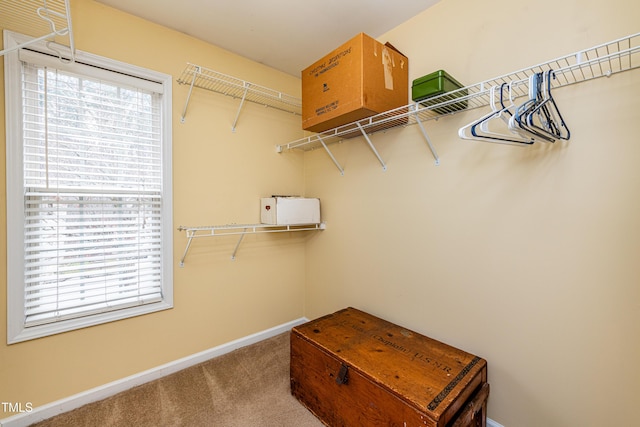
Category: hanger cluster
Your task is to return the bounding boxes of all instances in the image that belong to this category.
[459,69,570,146]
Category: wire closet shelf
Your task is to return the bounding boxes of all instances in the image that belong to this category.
[177,223,325,266]
[277,32,640,154]
[177,63,302,128]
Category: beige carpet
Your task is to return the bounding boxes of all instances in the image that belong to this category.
[32,332,324,427]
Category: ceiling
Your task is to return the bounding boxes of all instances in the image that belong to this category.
[95,0,441,76]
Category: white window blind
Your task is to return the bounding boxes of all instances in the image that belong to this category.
[6,31,172,343]
[20,58,164,326]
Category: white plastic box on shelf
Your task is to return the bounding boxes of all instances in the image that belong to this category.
[260,197,320,225]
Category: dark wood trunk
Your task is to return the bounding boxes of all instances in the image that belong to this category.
[290,307,488,427]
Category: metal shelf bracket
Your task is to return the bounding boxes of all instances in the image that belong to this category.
[318,135,345,175]
[357,123,387,171]
[414,112,440,166]
[231,228,248,260]
[180,65,199,123]
[231,83,250,132]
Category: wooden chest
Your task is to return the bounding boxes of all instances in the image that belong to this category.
[290,307,489,427]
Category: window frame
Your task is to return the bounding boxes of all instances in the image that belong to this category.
[4,31,174,344]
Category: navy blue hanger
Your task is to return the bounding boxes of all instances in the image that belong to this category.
[526,69,571,140]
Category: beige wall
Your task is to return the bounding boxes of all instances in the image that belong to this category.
[303,0,640,426]
[0,0,309,415]
[1,0,639,426]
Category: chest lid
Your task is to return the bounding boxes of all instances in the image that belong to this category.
[292,307,486,418]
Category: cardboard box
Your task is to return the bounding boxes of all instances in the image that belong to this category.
[260,197,320,225]
[302,33,409,133]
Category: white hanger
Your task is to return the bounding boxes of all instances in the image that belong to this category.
[458,83,535,146]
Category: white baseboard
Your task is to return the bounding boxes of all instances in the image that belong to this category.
[1,316,505,427]
[0,317,309,427]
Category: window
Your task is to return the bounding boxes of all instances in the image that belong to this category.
[5,32,173,343]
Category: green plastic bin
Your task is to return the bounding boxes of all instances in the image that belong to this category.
[411,70,467,114]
